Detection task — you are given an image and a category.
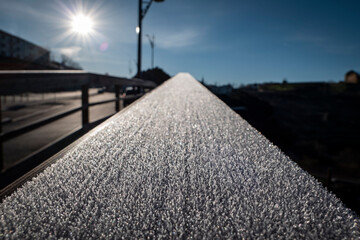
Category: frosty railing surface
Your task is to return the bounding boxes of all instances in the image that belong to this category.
[0,73,359,239]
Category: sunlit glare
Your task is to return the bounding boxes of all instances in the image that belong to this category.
[52,1,107,49]
[71,14,93,35]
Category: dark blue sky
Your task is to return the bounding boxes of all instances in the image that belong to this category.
[0,0,359,85]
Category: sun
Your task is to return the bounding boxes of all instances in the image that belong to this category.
[71,14,93,35]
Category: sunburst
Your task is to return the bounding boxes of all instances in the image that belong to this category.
[51,0,106,46]
[71,14,94,35]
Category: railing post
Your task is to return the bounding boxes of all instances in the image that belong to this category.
[115,85,120,112]
[81,85,89,127]
[0,95,3,172]
[327,167,333,190]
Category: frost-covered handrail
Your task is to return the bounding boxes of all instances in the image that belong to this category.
[0,73,359,239]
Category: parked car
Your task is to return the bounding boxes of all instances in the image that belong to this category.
[98,87,106,94]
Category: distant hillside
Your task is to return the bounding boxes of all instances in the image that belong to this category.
[137,67,171,85]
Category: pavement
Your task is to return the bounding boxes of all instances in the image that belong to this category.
[0,73,359,239]
[1,90,118,168]
[1,89,108,131]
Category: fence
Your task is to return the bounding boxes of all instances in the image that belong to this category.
[0,70,156,189]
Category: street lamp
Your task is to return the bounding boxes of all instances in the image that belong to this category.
[137,0,164,78]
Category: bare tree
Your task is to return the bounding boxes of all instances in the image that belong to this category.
[60,54,82,70]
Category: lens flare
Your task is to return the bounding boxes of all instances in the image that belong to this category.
[100,42,109,51]
[71,14,93,35]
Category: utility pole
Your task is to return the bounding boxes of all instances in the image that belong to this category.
[137,0,143,78]
[146,34,155,69]
[136,0,164,78]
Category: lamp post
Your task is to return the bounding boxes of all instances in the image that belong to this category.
[146,34,155,69]
[137,0,164,78]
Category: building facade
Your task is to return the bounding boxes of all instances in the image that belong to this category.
[0,30,50,64]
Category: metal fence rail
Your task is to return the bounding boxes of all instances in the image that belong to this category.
[0,70,156,95]
[0,70,156,188]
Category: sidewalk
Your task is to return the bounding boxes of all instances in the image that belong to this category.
[1,89,117,169]
[1,89,99,125]
[1,89,109,131]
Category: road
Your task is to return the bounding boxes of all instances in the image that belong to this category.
[2,90,119,169]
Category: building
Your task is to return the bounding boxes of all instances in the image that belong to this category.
[207,84,233,95]
[0,29,50,65]
[345,70,359,84]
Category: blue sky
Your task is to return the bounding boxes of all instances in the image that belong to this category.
[0,0,359,85]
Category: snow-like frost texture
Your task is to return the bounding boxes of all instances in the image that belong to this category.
[1,73,359,239]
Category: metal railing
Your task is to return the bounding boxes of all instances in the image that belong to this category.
[0,70,156,189]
